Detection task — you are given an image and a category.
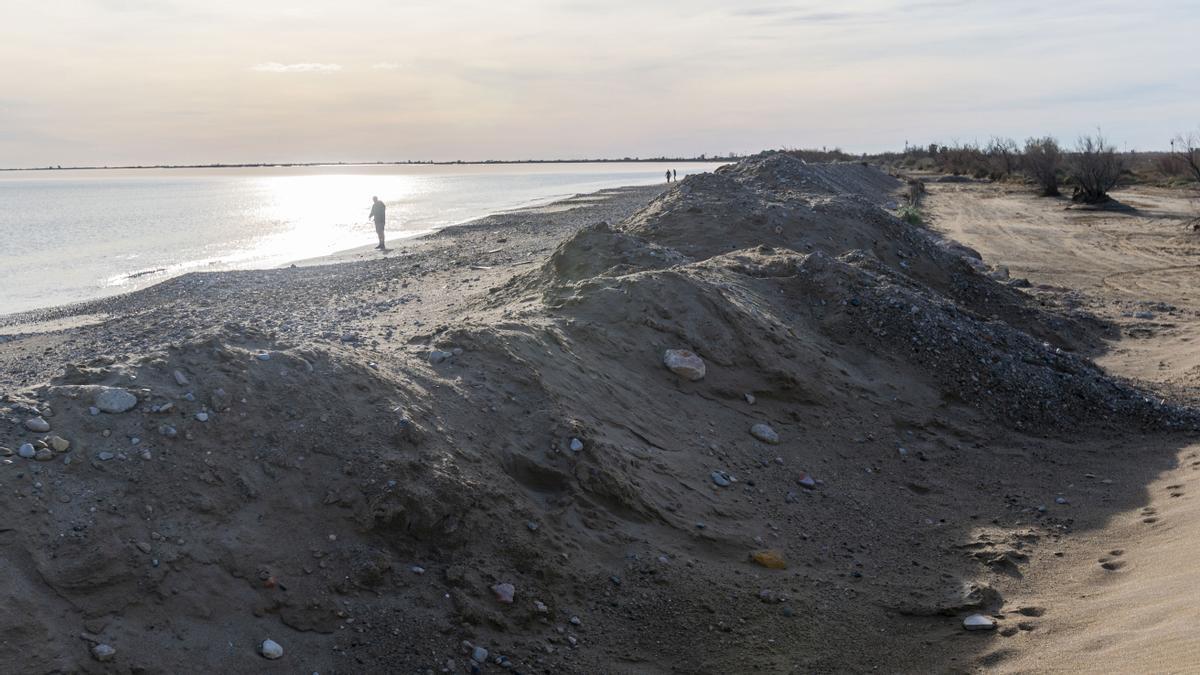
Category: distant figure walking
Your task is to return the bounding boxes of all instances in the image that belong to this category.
[665,170,672,183]
[369,196,388,251]
[672,169,677,181]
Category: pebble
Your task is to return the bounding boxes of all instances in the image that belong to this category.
[492,583,515,603]
[195,412,209,422]
[429,350,453,365]
[18,443,36,459]
[784,490,799,503]
[411,565,426,575]
[91,643,116,662]
[98,452,115,461]
[95,387,138,414]
[256,352,272,361]
[750,423,780,444]
[0,447,11,457]
[136,542,152,554]
[1055,496,1069,505]
[34,448,53,461]
[710,470,732,487]
[797,472,817,489]
[173,370,190,386]
[568,438,584,452]
[47,435,70,452]
[963,614,997,631]
[534,600,549,614]
[569,616,581,626]
[472,646,489,664]
[24,417,51,432]
[140,449,152,460]
[744,393,756,404]
[159,424,177,438]
[260,639,284,659]
[662,349,706,381]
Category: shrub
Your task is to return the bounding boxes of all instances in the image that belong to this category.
[898,204,923,225]
[1023,137,1063,196]
[1069,133,1125,204]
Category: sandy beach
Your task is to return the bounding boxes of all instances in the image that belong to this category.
[2,155,1199,673]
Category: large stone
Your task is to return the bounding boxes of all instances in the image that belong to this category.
[750,423,780,444]
[260,639,283,659]
[24,417,50,433]
[95,388,138,414]
[963,613,996,631]
[663,349,706,381]
[18,443,36,459]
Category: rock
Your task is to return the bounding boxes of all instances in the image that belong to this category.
[429,350,453,364]
[136,542,152,554]
[662,349,706,381]
[140,449,152,460]
[1055,496,1069,505]
[18,443,36,459]
[210,388,231,411]
[97,451,115,461]
[744,393,756,405]
[91,643,116,662]
[711,470,732,487]
[963,614,997,631]
[750,549,787,569]
[173,370,190,386]
[784,490,799,503]
[46,435,70,452]
[24,417,50,432]
[195,412,209,422]
[159,424,177,438]
[797,472,817,489]
[472,646,489,664]
[34,448,53,461]
[88,406,100,416]
[492,583,515,604]
[0,447,11,457]
[568,438,584,452]
[533,600,549,614]
[260,639,284,659]
[95,388,138,414]
[256,352,271,361]
[569,615,582,626]
[750,423,780,444]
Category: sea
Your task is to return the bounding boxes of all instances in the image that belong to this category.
[0,162,725,315]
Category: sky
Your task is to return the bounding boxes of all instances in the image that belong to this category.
[1,0,1197,167]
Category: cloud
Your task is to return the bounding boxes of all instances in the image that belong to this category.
[370,62,404,70]
[250,62,342,73]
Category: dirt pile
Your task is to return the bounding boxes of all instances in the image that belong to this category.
[2,155,1197,673]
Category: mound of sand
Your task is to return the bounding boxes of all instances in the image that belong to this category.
[2,154,1196,673]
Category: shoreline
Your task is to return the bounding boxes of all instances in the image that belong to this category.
[0,184,663,332]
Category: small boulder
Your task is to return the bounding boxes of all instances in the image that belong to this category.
[260,639,283,659]
[24,417,50,433]
[963,614,996,631]
[18,443,36,459]
[750,423,780,444]
[711,471,732,487]
[47,435,70,452]
[95,388,138,414]
[91,644,116,662]
[492,583,515,604]
[663,349,706,381]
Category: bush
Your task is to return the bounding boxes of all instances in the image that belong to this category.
[1069,133,1125,204]
[898,204,923,225]
[1023,137,1063,196]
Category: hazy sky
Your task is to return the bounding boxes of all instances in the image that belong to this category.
[2,0,1197,166]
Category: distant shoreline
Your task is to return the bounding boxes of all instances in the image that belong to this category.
[0,157,739,172]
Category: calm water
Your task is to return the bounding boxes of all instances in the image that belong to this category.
[0,162,722,315]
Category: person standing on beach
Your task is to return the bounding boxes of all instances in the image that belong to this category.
[369,196,388,251]
[672,169,677,181]
[665,170,672,183]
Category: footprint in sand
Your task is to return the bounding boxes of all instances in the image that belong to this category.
[1099,550,1127,571]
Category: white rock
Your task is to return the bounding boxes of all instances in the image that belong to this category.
[260,639,284,659]
[663,349,706,381]
[18,443,36,459]
[195,412,209,422]
[750,423,780,444]
[91,643,116,662]
[963,614,996,631]
[24,417,50,432]
[569,438,584,452]
[95,388,138,414]
[492,582,515,603]
[472,646,489,663]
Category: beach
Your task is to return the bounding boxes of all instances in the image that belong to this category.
[2,155,1200,673]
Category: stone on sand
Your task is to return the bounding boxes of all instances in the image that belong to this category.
[18,443,36,459]
[260,639,284,659]
[47,435,70,452]
[662,349,706,381]
[750,423,780,444]
[173,369,190,386]
[95,387,138,414]
[492,582,515,603]
[963,614,996,631]
[91,644,116,662]
[24,417,50,432]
